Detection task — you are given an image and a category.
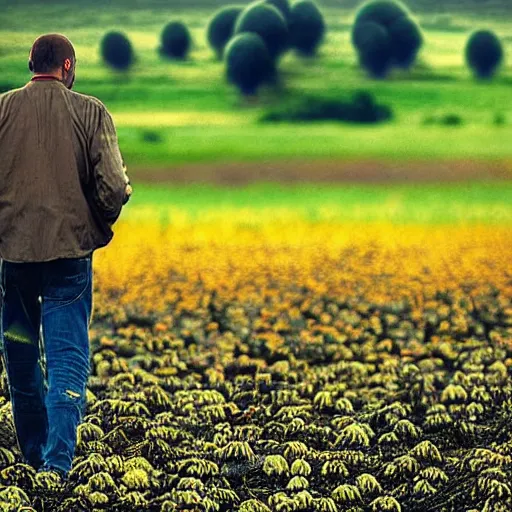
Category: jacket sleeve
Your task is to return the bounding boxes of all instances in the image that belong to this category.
[89,103,130,225]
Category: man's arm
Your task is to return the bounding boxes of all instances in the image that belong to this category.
[89,102,131,225]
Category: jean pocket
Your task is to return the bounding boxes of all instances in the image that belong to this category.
[42,258,90,307]
[0,259,5,304]
[0,259,4,354]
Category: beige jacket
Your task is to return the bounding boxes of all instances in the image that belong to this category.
[0,77,130,263]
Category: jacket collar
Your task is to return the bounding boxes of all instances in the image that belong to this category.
[31,75,62,82]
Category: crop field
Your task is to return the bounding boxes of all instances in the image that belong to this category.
[0,186,510,511]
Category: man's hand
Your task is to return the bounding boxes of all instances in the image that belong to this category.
[122,163,132,205]
[123,183,132,205]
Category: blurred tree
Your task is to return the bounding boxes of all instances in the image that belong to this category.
[388,16,423,68]
[354,0,408,28]
[352,0,423,77]
[100,31,134,70]
[263,0,292,23]
[234,2,289,60]
[207,6,243,59]
[225,33,275,96]
[465,29,504,79]
[353,21,393,78]
[160,21,192,59]
[288,0,326,57]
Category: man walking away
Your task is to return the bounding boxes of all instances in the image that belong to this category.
[0,33,132,482]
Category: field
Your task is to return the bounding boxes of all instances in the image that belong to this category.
[0,184,511,511]
[1,1,512,511]
[123,182,512,224]
[1,209,511,511]
[0,3,512,170]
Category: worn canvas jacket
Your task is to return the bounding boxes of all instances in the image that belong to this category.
[0,77,129,263]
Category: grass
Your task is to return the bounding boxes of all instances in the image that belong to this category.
[0,5,511,168]
[117,124,512,165]
[121,181,512,225]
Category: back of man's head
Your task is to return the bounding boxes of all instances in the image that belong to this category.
[29,34,75,73]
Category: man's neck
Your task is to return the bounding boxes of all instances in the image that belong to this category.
[32,71,62,81]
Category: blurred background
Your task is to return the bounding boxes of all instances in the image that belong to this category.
[0,0,511,224]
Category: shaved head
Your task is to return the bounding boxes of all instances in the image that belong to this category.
[29,33,75,74]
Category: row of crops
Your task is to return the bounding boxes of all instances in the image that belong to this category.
[99,0,507,96]
[0,222,511,511]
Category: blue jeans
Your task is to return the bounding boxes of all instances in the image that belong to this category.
[0,255,93,476]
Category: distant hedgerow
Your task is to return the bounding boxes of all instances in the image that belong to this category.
[352,0,423,78]
[225,33,275,96]
[234,2,289,60]
[423,112,464,126]
[100,31,134,70]
[160,21,192,60]
[465,29,504,79]
[261,91,393,124]
[207,6,243,59]
[288,0,326,57]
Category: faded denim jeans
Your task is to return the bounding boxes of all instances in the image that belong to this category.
[0,255,92,476]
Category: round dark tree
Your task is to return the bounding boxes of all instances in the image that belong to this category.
[207,6,243,59]
[354,0,408,29]
[355,22,393,78]
[352,20,374,50]
[352,1,422,77]
[288,0,326,57]
[234,3,289,60]
[388,16,422,68]
[161,21,192,59]
[100,31,134,70]
[263,0,291,23]
[225,33,275,95]
[465,29,504,79]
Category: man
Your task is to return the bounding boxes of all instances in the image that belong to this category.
[0,33,132,482]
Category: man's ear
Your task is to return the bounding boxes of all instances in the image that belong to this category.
[63,58,71,72]
[28,60,34,72]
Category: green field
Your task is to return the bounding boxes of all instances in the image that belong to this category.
[123,181,512,225]
[1,4,512,170]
